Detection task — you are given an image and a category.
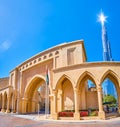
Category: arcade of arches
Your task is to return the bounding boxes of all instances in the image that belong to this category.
[0,40,120,120]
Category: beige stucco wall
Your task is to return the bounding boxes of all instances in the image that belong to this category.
[0,77,9,89]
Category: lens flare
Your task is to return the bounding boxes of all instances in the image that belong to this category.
[98,12,107,25]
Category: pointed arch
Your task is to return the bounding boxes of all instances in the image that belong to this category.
[76,71,99,111]
[24,75,46,98]
[54,74,74,90]
[100,69,120,114]
[100,69,120,102]
[54,74,74,112]
[23,75,47,114]
[100,69,120,87]
[76,71,98,88]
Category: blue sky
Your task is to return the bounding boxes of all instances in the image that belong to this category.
[0,0,120,77]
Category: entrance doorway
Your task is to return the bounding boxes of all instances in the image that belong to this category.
[24,76,50,114]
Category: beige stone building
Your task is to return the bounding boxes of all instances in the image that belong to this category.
[0,40,120,120]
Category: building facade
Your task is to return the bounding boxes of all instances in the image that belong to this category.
[0,40,120,120]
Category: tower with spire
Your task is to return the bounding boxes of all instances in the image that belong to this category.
[98,12,117,98]
[99,12,113,61]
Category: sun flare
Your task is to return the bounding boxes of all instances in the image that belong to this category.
[98,12,107,25]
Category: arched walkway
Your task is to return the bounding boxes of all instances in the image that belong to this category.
[22,76,47,114]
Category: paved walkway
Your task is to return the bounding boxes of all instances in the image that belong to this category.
[0,112,120,127]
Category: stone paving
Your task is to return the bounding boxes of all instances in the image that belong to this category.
[0,112,120,127]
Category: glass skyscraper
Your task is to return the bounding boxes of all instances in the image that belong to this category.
[101,13,117,99]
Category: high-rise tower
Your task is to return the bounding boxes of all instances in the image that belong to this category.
[99,12,113,61]
[98,12,117,98]
[102,22,113,61]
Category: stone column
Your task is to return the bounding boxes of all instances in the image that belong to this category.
[97,85,105,120]
[16,97,20,113]
[1,97,5,112]
[117,91,120,114]
[74,88,80,120]
[58,90,62,112]
[11,95,14,112]
[21,98,28,114]
[52,90,58,120]
[6,97,10,113]
[16,72,22,113]
[12,95,16,113]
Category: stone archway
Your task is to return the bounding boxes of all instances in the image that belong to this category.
[23,76,46,114]
[77,71,98,115]
[55,75,74,112]
[100,70,120,115]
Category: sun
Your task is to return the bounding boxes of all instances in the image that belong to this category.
[98,11,107,25]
